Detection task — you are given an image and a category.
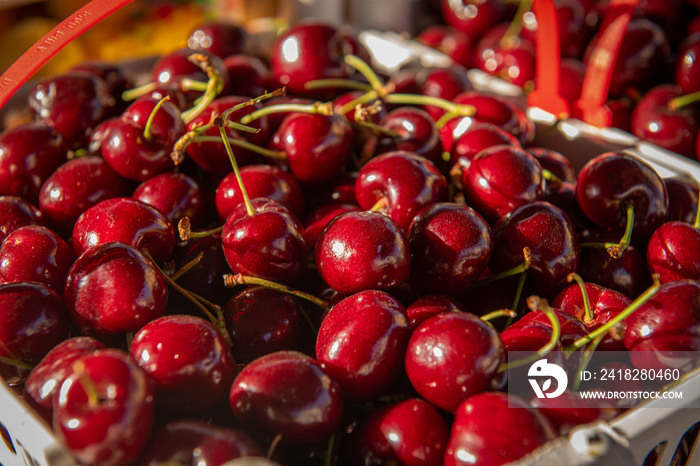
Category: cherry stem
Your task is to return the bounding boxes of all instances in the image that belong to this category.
[542,169,563,192]
[501,0,532,49]
[177,217,224,241]
[344,54,385,92]
[224,274,329,309]
[217,126,255,217]
[180,54,224,124]
[267,434,283,460]
[339,88,389,116]
[480,309,517,322]
[578,202,634,259]
[369,196,389,212]
[473,247,532,287]
[353,119,400,138]
[194,136,287,160]
[0,355,34,370]
[142,96,171,142]
[510,271,528,324]
[305,78,371,91]
[571,333,605,391]
[567,274,660,351]
[72,360,100,409]
[498,296,561,372]
[121,82,158,102]
[567,272,593,323]
[240,100,334,125]
[171,121,210,166]
[668,90,700,111]
[324,433,336,466]
[170,252,204,282]
[179,78,209,93]
[384,93,476,117]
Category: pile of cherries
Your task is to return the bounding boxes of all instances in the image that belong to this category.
[1,4,700,466]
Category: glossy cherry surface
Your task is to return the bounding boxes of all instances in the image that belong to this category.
[447,121,520,170]
[370,107,442,165]
[129,314,236,417]
[647,221,700,282]
[405,293,467,331]
[405,311,504,412]
[64,242,169,340]
[303,203,360,248]
[133,172,206,228]
[229,350,343,445]
[418,24,473,67]
[675,33,700,94]
[316,290,410,402]
[315,210,411,295]
[0,196,45,242]
[665,176,699,224]
[187,22,249,58]
[441,0,513,42]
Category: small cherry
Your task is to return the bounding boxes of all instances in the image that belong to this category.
[133,172,207,229]
[417,24,473,68]
[405,293,467,330]
[446,121,521,172]
[0,196,45,243]
[187,22,249,59]
[303,203,360,248]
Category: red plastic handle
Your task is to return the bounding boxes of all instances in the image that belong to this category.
[527,0,570,118]
[0,0,136,111]
[572,0,639,127]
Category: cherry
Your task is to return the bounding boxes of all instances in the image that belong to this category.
[133,172,207,228]
[462,145,545,224]
[223,54,271,98]
[316,290,410,402]
[229,350,344,445]
[38,155,131,237]
[405,311,504,412]
[441,0,514,42]
[215,164,305,223]
[472,24,536,89]
[222,197,308,286]
[647,220,700,282]
[527,147,576,185]
[417,24,473,68]
[151,48,228,103]
[368,106,442,165]
[405,293,467,330]
[630,84,700,159]
[27,72,116,149]
[490,201,580,298]
[303,203,360,248]
[170,236,229,311]
[64,242,169,340]
[187,22,249,59]
[315,210,411,295]
[270,111,353,185]
[675,33,700,94]
[129,314,236,418]
[343,398,449,466]
[70,61,133,115]
[446,121,521,171]
[0,122,67,204]
[417,65,474,121]
[665,176,699,224]
[223,286,301,363]
[140,420,263,466]
[0,196,45,243]
[0,282,70,369]
[0,225,74,293]
[576,152,668,250]
[53,348,154,466]
[72,197,176,265]
[270,21,367,97]
[444,392,556,466]
[356,150,448,231]
[101,96,185,181]
[408,202,492,295]
[23,336,105,423]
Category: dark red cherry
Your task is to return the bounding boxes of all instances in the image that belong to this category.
[101,96,185,182]
[356,150,448,231]
[72,197,176,265]
[405,293,467,330]
[631,84,700,159]
[443,392,556,466]
[675,33,700,94]
[417,24,473,68]
[472,24,536,88]
[187,22,249,58]
[223,54,270,98]
[64,242,169,340]
[129,314,236,418]
[370,107,442,165]
[665,176,699,224]
[441,0,514,41]
[576,152,668,243]
[408,202,492,295]
[0,282,70,368]
[499,306,589,355]
[527,147,576,185]
[446,121,521,170]
[53,348,154,466]
[152,48,228,102]
[315,211,411,295]
[270,112,353,185]
[223,286,300,363]
[344,398,449,466]
[0,225,74,292]
[171,236,229,310]
[0,196,45,243]
[270,21,367,97]
[490,201,580,297]
[417,65,473,121]
[647,221,700,282]
[140,420,263,466]
[133,172,206,228]
[0,123,67,204]
[38,155,130,237]
[303,203,360,248]
[215,164,305,223]
[316,290,410,402]
[27,72,116,149]
[462,145,545,223]
[405,311,504,412]
[23,336,106,423]
[222,198,308,285]
[70,61,133,109]
[229,350,343,445]
[305,171,358,210]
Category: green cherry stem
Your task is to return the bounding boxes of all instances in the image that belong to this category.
[567,272,593,323]
[344,54,385,91]
[73,360,101,408]
[180,53,225,125]
[194,136,287,160]
[473,247,532,287]
[571,333,605,391]
[694,179,700,229]
[142,96,171,142]
[177,217,224,241]
[239,100,334,125]
[0,355,34,370]
[169,252,204,282]
[668,90,700,111]
[121,81,158,102]
[480,309,518,322]
[305,78,372,92]
[579,202,635,259]
[501,0,532,49]
[566,274,660,351]
[224,273,329,310]
[542,168,563,192]
[217,125,255,217]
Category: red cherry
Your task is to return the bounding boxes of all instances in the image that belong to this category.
[665,176,699,224]
[187,22,249,58]
[223,54,271,98]
[446,121,521,170]
[675,33,700,94]
[441,0,514,42]
[133,172,207,228]
[316,290,410,402]
[405,293,467,331]
[405,311,504,412]
[418,24,473,68]
[647,221,700,282]
[303,203,360,248]
[0,196,45,243]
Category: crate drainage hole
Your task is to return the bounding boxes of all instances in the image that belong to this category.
[0,421,16,455]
